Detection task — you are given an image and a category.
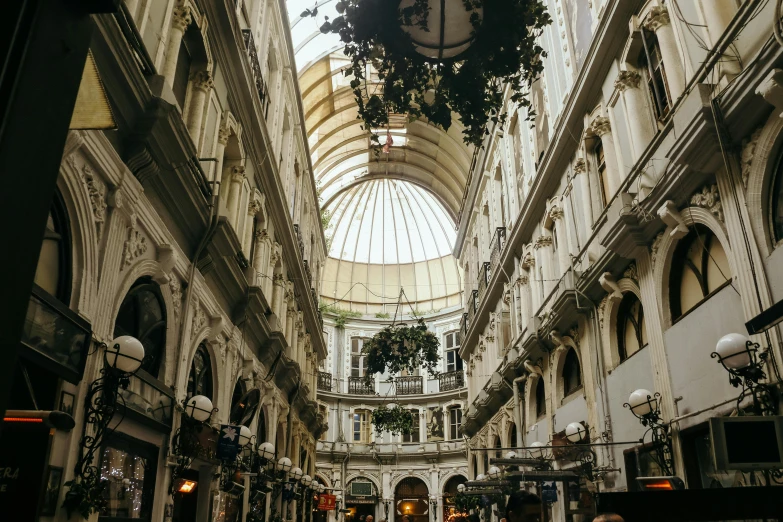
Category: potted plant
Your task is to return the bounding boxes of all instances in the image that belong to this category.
[62,478,107,521]
[371,404,415,435]
[362,318,440,384]
[306,0,551,147]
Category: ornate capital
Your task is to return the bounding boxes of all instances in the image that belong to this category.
[549,204,564,221]
[190,70,214,91]
[644,6,670,32]
[248,198,262,216]
[589,116,611,137]
[615,70,642,92]
[623,262,638,282]
[231,165,246,182]
[573,158,586,174]
[518,275,529,285]
[521,251,535,268]
[690,184,724,222]
[171,6,192,32]
[534,235,553,249]
[218,126,231,145]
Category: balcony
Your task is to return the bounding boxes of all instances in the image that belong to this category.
[489,227,506,275]
[438,370,465,392]
[318,371,333,392]
[478,261,491,301]
[395,376,423,395]
[20,285,91,384]
[241,29,271,119]
[348,376,375,395]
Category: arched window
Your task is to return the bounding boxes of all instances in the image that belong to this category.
[617,292,647,362]
[535,378,546,418]
[114,278,166,376]
[770,155,783,242]
[562,349,582,396]
[187,343,213,399]
[494,435,502,458]
[670,225,731,320]
[230,381,260,427]
[34,192,71,303]
[257,408,267,443]
[509,423,517,447]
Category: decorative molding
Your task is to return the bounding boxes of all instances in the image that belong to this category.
[534,235,553,249]
[80,164,107,239]
[622,262,638,283]
[643,6,670,32]
[657,200,689,240]
[521,250,536,268]
[121,215,148,269]
[549,204,564,221]
[573,158,586,174]
[589,116,611,137]
[599,272,623,304]
[755,68,783,118]
[190,70,214,91]
[218,126,231,145]
[597,295,609,329]
[614,70,642,92]
[171,6,192,31]
[192,301,206,338]
[169,275,183,325]
[741,126,763,189]
[650,231,664,269]
[690,184,723,223]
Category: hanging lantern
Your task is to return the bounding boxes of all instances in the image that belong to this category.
[399,0,483,61]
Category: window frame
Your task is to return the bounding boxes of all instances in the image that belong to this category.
[98,432,159,522]
[402,409,420,443]
[350,337,369,378]
[353,409,371,443]
[562,349,582,398]
[535,378,546,419]
[448,407,462,440]
[187,343,214,400]
[617,292,647,363]
[444,331,463,373]
[639,28,672,121]
[770,148,783,245]
[113,278,167,378]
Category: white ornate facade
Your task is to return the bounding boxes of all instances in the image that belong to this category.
[457,0,783,520]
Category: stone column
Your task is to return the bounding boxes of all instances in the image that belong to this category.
[272,273,285,331]
[699,0,738,46]
[213,126,230,184]
[573,159,595,224]
[253,231,270,288]
[244,199,261,257]
[615,70,655,160]
[516,273,531,333]
[162,6,191,88]
[187,71,213,146]
[534,236,555,296]
[644,6,685,101]
[549,205,569,277]
[589,116,621,200]
[227,166,246,228]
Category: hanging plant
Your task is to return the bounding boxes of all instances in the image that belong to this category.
[453,492,481,514]
[62,478,108,519]
[307,0,551,148]
[362,318,440,384]
[371,404,415,435]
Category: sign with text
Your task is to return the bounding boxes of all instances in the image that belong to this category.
[0,420,52,522]
[216,425,241,461]
[318,494,336,511]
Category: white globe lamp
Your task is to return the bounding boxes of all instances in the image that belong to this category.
[457,483,465,493]
[239,425,253,447]
[277,456,293,473]
[565,422,586,443]
[487,466,501,479]
[104,336,145,374]
[291,467,304,482]
[505,451,517,459]
[715,333,752,369]
[529,441,546,459]
[475,474,486,481]
[302,474,312,487]
[628,389,657,417]
[399,0,483,60]
[258,442,275,461]
[184,395,214,422]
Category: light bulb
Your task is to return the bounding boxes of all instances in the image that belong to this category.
[105,336,145,374]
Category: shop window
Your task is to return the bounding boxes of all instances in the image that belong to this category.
[771,153,783,243]
[114,279,166,377]
[444,332,463,372]
[448,407,462,440]
[99,433,158,521]
[562,349,582,397]
[350,337,368,377]
[623,445,665,492]
[353,409,370,443]
[594,139,611,207]
[34,191,71,303]
[187,343,213,399]
[669,225,731,321]
[403,409,420,443]
[617,292,647,362]
[639,30,671,120]
[535,378,546,418]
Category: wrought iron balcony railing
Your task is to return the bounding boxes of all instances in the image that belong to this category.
[318,371,333,392]
[478,261,491,301]
[348,376,375,395]
[467,289,479,326]
[438,370,465,392]
[459,313,468,346]
[241,29,271,119]
[395,376,423,395]
[489,227,506,274]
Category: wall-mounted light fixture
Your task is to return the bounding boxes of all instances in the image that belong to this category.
[713,333,777,416]
[624,389,674,476]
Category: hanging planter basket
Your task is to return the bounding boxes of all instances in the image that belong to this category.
[371,404,415,435]
[308,0,552,147]
[362,318,440,384]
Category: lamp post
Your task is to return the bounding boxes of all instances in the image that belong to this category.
[170,393,218,494]
[72,336,144,493]
[712,333,777,416]
[624,389,674,476]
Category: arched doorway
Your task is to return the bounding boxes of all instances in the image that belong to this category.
[395,477,429,522]
[442,475,468,522]
[345,477,377,522]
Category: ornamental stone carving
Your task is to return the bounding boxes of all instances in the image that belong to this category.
[171,6,192,31]
[534,235,553,249]
[589,116,611,137]
[169,274,183,325]
[80,164,107,239]
[741,126,763,188]
[573,158,586,174]
[597,294,609,329]
[644,6,670,32]
[690,184,723,223]
[218,126,231,145]
[192,301,206,338]
[614,70,642,92]
[522,251,536,268]
[190,70,214,91]
[249,198,262,216]
[122,215,148,269]
[650,231,664,269]
[623,262,638,282]
[231,165,246,182]
[518,275,529,285]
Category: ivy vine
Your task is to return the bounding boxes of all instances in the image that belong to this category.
[320,303,362,328]
[307,0,551,147]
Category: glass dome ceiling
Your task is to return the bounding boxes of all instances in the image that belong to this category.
[286,0,470,312]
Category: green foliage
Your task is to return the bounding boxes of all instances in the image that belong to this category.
[320,303,362,328]
[62,479,108,519]
[310,0,551,147]
[371,404,414,435]
[454,492,481,514]
[375,312,391,319]
[362,318,440,383]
